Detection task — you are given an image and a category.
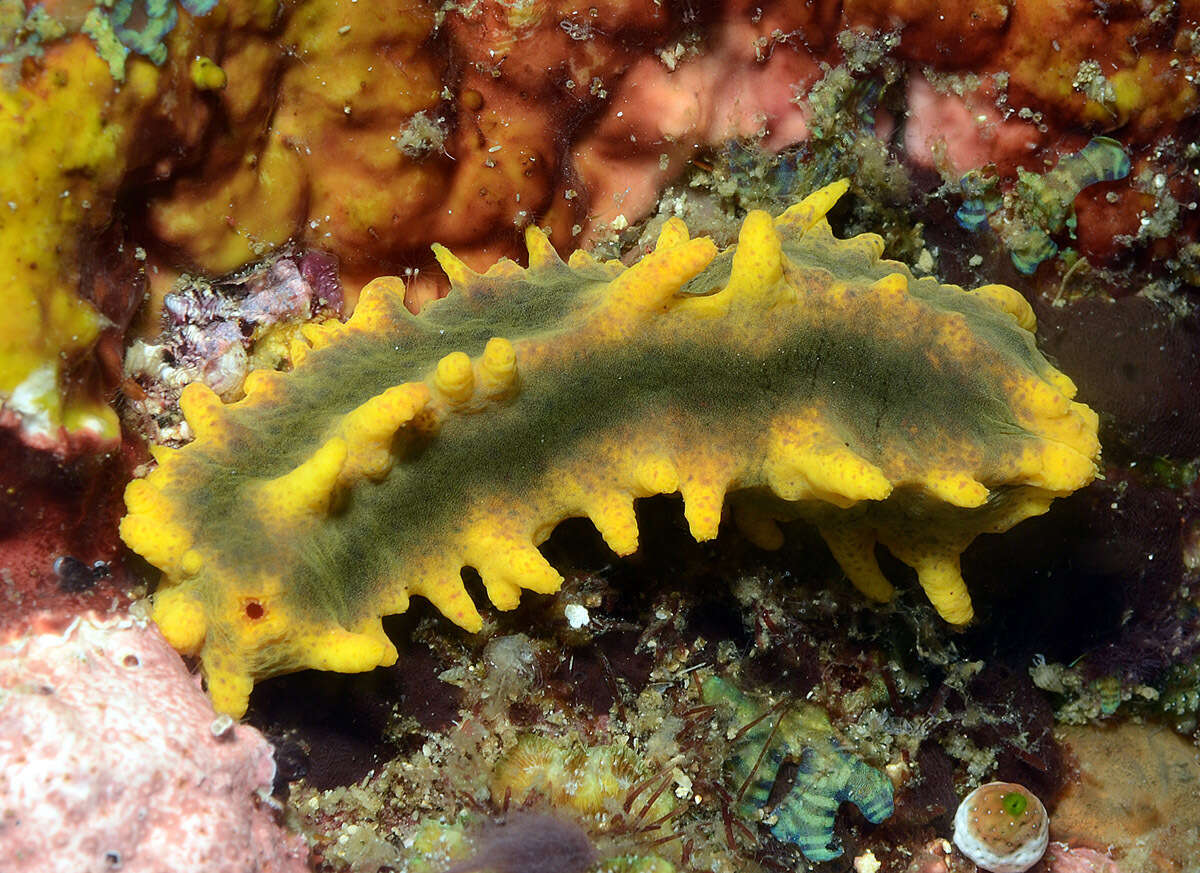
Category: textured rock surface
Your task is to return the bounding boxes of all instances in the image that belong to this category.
[0,612,310,873]
[1053,723,1200,873]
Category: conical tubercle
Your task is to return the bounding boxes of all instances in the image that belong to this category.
[253,436,348,530]
[349,277,406,333]
[887,540,975,625]
[775,178,850,235]
[524,225,564,270]
[723,209,785,304]
[466,536,564,611]
[596,235,718,337]
[178,382,229,444]
[681,210,787,316]
[337,382,432,483]
[120,477,194,580]
[818,525,895,603]
[431,243,480,292]
[431,338,520,406]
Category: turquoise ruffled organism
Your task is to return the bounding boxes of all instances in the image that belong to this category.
[701,676,893,863]
[956,136,1131,273]
[0,4,66,69]
[82,0,218,80]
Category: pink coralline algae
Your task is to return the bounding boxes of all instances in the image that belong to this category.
[1042,843,1123,873]
[0,612,310,873]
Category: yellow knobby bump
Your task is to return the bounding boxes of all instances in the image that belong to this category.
[818,525,896,603]
[568,249,599,270]
[148,443,180,469]
[469,539,564,610]
[846,232,886,260]
[1018,440,1098,492]
[241,369,282,399]
[179,382,227,443]
[600,236,718,332]
[479,573,522,611]
[775,178,850,234]
[704,210,786,313]
[921,471,990,509]
[479,337,518,394]
[306,622,399,674]
[568,249,623,278]
[654,216,691,251]
[634,456,679,496]
[431,244,480,290]
[288,334,311,366]
[123,477,172,520]
[763,456,814,503]
[1028,405,1101,466]
[764,418,892,507]
[982,491,1056,534]
[731,501,785,550]
[870,272,909,303]
[410,572,484,632]
[902,547,974,625]
[120,480,192,575]
[300,320,340,352]
[484,258,524,280]
[1044,367,1079,399]
[206,663,256,719]
[525,226,563,270]
[1011,375,1072,421]
[151,587,208,656]
[254,437,348,528]
[585,493,640,555]
[120,474,171,522]
[680,478,725,541]
[504,546,566,594]
[810,447,893,505]
[190,56,227,90]
[349,277,405,333]
[434,351,475,403]
[339,382,431,482]
[971,283,1036,332]
[180,549,204,577]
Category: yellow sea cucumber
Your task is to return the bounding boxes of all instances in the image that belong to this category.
[120,181,1100,716]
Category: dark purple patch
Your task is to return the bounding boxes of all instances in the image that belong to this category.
[440,812,596,873]
[247,632,461,789]
[389,643,464,731]
[299,250,344,316]
[960,471,1196,689]
[965,665,1063,800]
[549,629,652,714]
[897,741,957,829]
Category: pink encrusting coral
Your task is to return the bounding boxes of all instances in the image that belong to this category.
[1042,843,1123,873]
[0,612,309,873]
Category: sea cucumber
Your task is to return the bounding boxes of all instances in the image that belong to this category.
[119,180,1101,716]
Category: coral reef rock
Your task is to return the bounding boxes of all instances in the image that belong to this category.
[0,611,309,873]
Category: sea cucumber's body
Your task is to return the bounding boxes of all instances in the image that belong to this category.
[120,182,1100,716]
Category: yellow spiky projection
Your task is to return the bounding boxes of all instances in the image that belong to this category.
[121,181,1100,716]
